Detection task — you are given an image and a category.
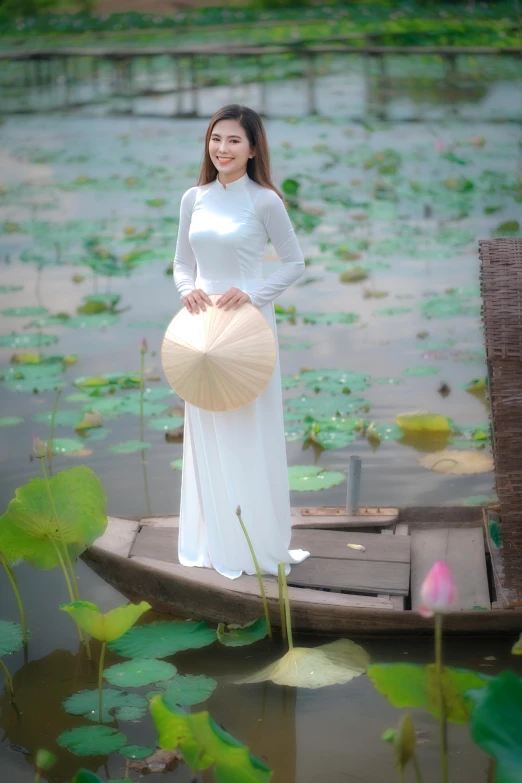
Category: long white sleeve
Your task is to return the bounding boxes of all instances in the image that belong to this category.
[244,189,305,308]
[173,188,197,298]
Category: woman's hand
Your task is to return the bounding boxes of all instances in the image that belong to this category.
[182,289,213,315]
[215,287,252,311]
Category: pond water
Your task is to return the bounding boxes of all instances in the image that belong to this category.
[0,71,521,783]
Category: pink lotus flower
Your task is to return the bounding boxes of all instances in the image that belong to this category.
[418,561,456,618]
[140,338,148,354]
[33,434,48,459]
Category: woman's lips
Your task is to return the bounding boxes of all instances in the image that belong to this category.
[216,157,233,165]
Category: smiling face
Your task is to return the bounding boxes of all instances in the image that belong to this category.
[208,119,255,183]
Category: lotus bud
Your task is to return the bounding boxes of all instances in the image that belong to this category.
[235,505,241,516]
[418,560,456,618]
[140,338,148,354]
[394,714,416,771]
[33,434,48,459]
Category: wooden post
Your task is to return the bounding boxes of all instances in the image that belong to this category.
[346,456,362,514]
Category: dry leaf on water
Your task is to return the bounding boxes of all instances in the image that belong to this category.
[418,450,493,475]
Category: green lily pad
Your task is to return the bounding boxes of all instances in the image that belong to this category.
[0,333,59,348]
[74,373,140,389]
[376,307,413,316]
[0,466,107,569]
[301,312,359,325]
[82,293,121,308]
[367,423,404,442]
[468,671,522,783]
[104,658,177,688]
[57,725,127,756]
[147,417,184,431]
[422,293,480,319]
[51,438,86,454]
[281,374,301,389]
[288,465,345,491]
[33,410,80,426]
[0,620,30,656]
[217,618,268,647]
[151,674,218,707]
[119,745,155,759]
[63,688,148,723]
[108,440,151,454]
[29,313,120,329]
[143,387,176,400]
[280,341,313,351]
[403,366,440,377]
[300,369,371,394]
[108,620,217,659]
[170,459,183,471]
[0,285,23,293]
[1,307,48,317]
[0,417,24,427]
[286,394,370,417]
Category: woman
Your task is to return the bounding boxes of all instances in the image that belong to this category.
[173,104,310,580]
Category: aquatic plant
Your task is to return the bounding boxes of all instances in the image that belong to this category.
[33,749,56,783]
[139,338,152,516]
[0,553,27,644]
[383,715,423,783]
[0,620,31,700]
[235,505,272,640]
[61,600,151,723]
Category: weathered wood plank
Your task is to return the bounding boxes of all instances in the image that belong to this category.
[411,528,491,611]
[96,517,138,558]
[291,529,410,562]
[137,509,398,530]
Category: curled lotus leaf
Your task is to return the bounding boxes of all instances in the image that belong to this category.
[61,600,151,643]
[0,466,107,569]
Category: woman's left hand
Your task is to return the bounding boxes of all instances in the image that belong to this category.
[215,288,252,311]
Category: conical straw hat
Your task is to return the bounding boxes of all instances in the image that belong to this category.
[161,294,277,412]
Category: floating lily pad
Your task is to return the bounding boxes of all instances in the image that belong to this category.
[418,450,493,475]
[152,674,218,707]
[288,465,345,491]
[1,307,48,317]
[143,387,176,400]
[57,725,127,756]
[301,312,359,325]
[147,417,184,431]
[0,285,23,293]
[422,293,480,319]
[51,438,86,455]
[108,441,151,454]
[0,620,30,656]
[367,423,404,443]
[376,307,413,316]
[300,369,371,394]
[33,410,80,426]
[104,658,177,688]
[119,745,155,759]
[63,688,148,723]
[0,333,59,348]
[395,412,451,433]
[108,620,217,659]
[286,394,369,417]
[217,618,268,648]
[170,459,183,471]
[281,374,301,389]
[403,366,440,377]
[30,314,120,329]
[0,417,24,427]
[233,639,369,688]
[280,341,313,351]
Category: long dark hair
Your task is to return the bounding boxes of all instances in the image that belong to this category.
[197,104,283,199]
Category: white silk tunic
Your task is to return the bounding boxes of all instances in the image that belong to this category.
[173,171,311,579]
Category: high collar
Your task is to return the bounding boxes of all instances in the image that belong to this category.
[214,171,250,191]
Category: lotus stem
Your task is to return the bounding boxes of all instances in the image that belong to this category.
[139,349,145,444]
[277,562,287,642]
[280,563,294,651]
[413,754,424,783]
[141,449,152,518]
[435,613,449,783]
[0,553,27,644]
[235,507,272,639]
[34,772,41,783]
[0,658,14,701]
[98,641,106,723]
[45,534,84,649]
[47,387,62,477]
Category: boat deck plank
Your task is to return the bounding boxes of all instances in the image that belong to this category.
[410,527,491,611]
[130,524,410,596]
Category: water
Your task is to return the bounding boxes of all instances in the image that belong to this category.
[1,72,521,782]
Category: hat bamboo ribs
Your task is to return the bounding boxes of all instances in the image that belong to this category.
[161,294,277,412]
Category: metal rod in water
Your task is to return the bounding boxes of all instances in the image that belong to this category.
[346,456,362,514]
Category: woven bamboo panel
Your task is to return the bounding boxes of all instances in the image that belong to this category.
[479,238,522,602]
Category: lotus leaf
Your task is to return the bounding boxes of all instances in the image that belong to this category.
[57,725,127,756]
[217,618,268,647]
[376,307,413,316]
[421,294,480,319]
[281,374,301,389]
[151,674,218,707]
[285,394,369,417]
[0,467,107,568]
[300,369,371,394]
[61,600,150,642]
[51,438,87,454]
[0,417,23,427]
[418,450,493,474]
[395,412,451,433]
[150,696,271,781]
[171,459,183,471]
[288,465,345,491]
[0,333,59,348]
[367,423,403,442]
[119,745,155,759]
[104,658,177,688]
[109,440,151,454]
[301,312,359,325]
[403,366,440,377]
[63,688,148,723]
[147,416,184,431]
[1,307,48,317]
[108,620,216,658]
[234,639,369,688]
[0,620,30,656]
[33,410,80,426]
[143,387,176,400]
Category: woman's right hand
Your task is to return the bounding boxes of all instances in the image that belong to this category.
[182,289,213,315]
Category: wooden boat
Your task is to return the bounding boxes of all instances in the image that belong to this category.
[83,503,522,635]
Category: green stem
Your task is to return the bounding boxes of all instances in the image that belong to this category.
[45,534,84,650]
[0,553,27,644]
[98,641,106,723]
[281,563,294,651]
[139,350,144,444]
[236,509,272,639]
[141,449,152,518]
[399,770,404,783]
[277,562,287,642]
[47,387,62,477]
[33,771,41,783]
[435,613,449,783]
[0,658,14,701]
[413,753,425,783]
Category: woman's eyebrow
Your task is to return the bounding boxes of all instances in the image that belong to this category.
[211,134,242,139]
